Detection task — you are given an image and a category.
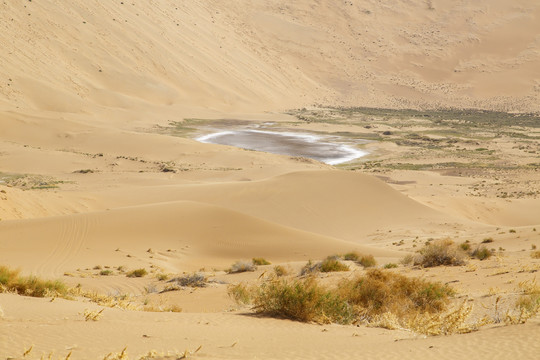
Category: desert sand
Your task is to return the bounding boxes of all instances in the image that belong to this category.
[1,1,540,359]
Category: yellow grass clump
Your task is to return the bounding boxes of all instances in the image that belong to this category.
[252,257,271,265]
[0,265,68,298]
[342,252,377,267]
[301,257,349,275]
[228,269,479,334]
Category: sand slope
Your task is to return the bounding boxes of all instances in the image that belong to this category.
[0,200,402,277]
[99,170,455,242]
[1,0,539,119]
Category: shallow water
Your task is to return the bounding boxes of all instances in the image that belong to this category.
[196,129,367,165]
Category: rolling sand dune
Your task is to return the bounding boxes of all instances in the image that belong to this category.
[98,170,460,242]
[1,1,539,359]
[1,0,539,120]
[0,200,401,277]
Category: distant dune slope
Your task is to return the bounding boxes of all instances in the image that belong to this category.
[1,0,539,117]
[98,170,452,242]
[0,200,401,276]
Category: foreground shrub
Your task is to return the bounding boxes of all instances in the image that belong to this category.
[246,277,355,324]
[126,268,148,278]
[252,258,271,266]
[338,269,454,316]
[228,260,257,274]
[0,266,67,297]
[228,269,469,334]
[413,239,467,267]
[531,251,540,259]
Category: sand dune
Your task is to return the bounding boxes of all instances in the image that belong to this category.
[98,170,455,242]
[1,0,539,121]
[1,1,539,359]
[0,200,401,277]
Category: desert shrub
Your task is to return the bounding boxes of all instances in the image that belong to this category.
[413,239,467,267]
[228,282,252,304]
[229,269,461,333]
[400,254,414,265]
[338,269,454,317]
[358,254,377,268]
[319,257,349,272]
[531,251,540,259]
[342,252,360,261]
[228,260,257,274]
[126,268,147,278]
[156,273,169,281]
[273,265,289,277]
[252,258,271,266]
[249,276,355,324]
[383,263,398,269]
[168,273,207,288]
[100,270,113,276]
[460,242,471,251]
[472,246,493,260]
[509,229,516,233]
[342,252,377,267]
[482,238,494,244]
[0,265,67,297]
[301,257,348,275]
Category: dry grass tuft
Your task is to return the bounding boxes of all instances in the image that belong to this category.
[342,252,377,267]
[83,308,104,321]
[301,257,349,275]
[70,286,139,310]
[228,282,252,305]
[228,260,257,274]
[166,273,207,288]
[252,257,271,266]
[342,252,361,261]
[126,268,148,278]
[357,254,377,268]
[472,246,493,260]
[514,280,540,320]
[0,265,68,298]
[273,265,289,277]
[531,250,540,259]
[411,239,467,267]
